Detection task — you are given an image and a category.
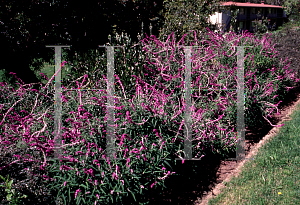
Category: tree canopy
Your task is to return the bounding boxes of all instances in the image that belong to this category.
[0,0,164,89]
[158,0,221,43]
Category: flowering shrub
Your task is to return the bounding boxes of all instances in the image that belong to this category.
[61,31,147,98]
[0,28,299,204]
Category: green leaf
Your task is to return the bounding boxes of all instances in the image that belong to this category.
[76,194,81,205]
[0,175,5,181]
[130,190,136,202]
[7,194,12,201]
[68,188,71,202]
[4,175,10,185]
[8,179,13,188]
[79,184,87,189]
[163,160,172,169]
[61,194,66,204]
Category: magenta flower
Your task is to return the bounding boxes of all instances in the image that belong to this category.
[83,168,94,177]
[150,181,157,188]
[126,157,130,168]
[60,165,72,171]
[75,189,81,199]
[61,61,67,67]
[120,180,124,185]
[142,154,147,161]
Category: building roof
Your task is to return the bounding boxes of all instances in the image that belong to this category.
[220,1,285,8]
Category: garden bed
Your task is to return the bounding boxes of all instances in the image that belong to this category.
[1,27,300,204]
[127,81,300,205]
[136,27,300,205]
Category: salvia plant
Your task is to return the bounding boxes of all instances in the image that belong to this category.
[0,27,299,205]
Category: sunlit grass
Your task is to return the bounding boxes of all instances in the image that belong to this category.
[208,101,300,205]
[30,60,71,86]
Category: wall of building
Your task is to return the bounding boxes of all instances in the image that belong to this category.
[208,10,231,32]
[208,5,288,33]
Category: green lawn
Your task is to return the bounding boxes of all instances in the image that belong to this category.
[208,101,300,205]
[31,61,71,86]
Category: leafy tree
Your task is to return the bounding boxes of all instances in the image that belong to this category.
[229,8,239,33]
[0,0,164,90]
[158,0,221,43]
[253,16,269,33]
[281,0,300,17]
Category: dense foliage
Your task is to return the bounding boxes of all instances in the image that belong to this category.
[0,0,164,91]
[158,0,221,43]
[1,27,299,204]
